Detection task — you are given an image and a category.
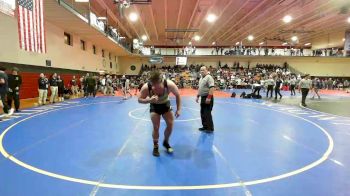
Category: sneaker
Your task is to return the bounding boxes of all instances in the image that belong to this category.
[204,130,214,133]
[198,127,208,131]
[8,108,15,116]
[163,141,173,153]
[15,109,21,113]
[152,147,160,157]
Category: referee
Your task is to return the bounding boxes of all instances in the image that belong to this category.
[196,66,215,133]
[299,74,312,107]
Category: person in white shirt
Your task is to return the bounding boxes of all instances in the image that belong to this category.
[289,76,297,96]
[299,74,312,107]
[266,76,275,98]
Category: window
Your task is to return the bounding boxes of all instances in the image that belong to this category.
[93,45,96,54]
[109,53,111,60]
[102,49,105,57]
[64,32,72,46]
[110,62,112,69]
[80,40,86,50]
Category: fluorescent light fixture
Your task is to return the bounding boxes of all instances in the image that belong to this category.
[75,0,89,2]
[283,15,292,23]
[141,35,147,41]
[282,42,288,46]
[259,42,264,45]
[189,42,192,45]
[291,36,298,41]
[194,35,201,41]
[129,12,138,22]
[236,42,240,45]
[206,14,217,23]
[212,42,216,45]
[304,43,311,46]
[247,35,254,41]
[97,17,107,20]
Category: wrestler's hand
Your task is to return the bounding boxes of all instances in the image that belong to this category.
[149,95,158,103]
[175,110,181,118]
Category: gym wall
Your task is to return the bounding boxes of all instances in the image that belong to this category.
[0,12,117,73]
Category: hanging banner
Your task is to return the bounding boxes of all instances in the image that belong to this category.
[344,30,350,57]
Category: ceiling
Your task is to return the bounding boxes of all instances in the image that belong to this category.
[90,0,350,47]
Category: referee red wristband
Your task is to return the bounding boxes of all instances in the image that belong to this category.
[207,94,213,99]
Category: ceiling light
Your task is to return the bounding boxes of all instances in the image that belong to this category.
[347,17,350,23]
[283,15,293,23]
[129,12,138,22]
[343,38,346,42]
[291,36,298,42]
[304,43,311,46]
[212,42,216,45]
[259,42,264,45]
[141,35,147,41]
[194,35,201,41]
[282,42,288,46]
[206,14,217,23]
[188,42,192,45]
[75,0,89,2]
[247,35,254,41]
[236,42,240,45]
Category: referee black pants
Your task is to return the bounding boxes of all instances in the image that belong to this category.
[200,96,214,131]
[301,88,309,106]
[266,85,273,97]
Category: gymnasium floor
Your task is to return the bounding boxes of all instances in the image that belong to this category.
[0,90,349,195]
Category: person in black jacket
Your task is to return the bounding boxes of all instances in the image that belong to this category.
[0,67,14,116]
[49,73,58,103]
[7,67,22,112]
[57,75,64,102]
[38,73,49,105]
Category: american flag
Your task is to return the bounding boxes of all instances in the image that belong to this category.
[17,0,46,53]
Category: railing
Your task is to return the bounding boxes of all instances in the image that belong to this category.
[57,0,132,53]
[140,47,348,57]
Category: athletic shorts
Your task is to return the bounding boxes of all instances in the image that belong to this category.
[150,101,172,115]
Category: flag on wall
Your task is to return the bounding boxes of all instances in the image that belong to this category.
[17,0,46,53]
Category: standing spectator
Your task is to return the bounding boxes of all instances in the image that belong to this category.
[0,67,14,116]
[299,74,312,107]
[266,76,274,98]
[274,76,283,100]
[70,76,79,97]
[105,75,114,96]
[196,66,215,133]
[85,73,96,98]
[38,73,49,105]
[289,76,296,96]
[57,75,64,102]
[80,75,85,96]
[327,78,333,90]
[49,73,58,104]
[7,67,22,112]
[311,77,321,99]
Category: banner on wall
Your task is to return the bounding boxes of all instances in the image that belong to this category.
[344,30,350,57]
[0,0,15,16]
